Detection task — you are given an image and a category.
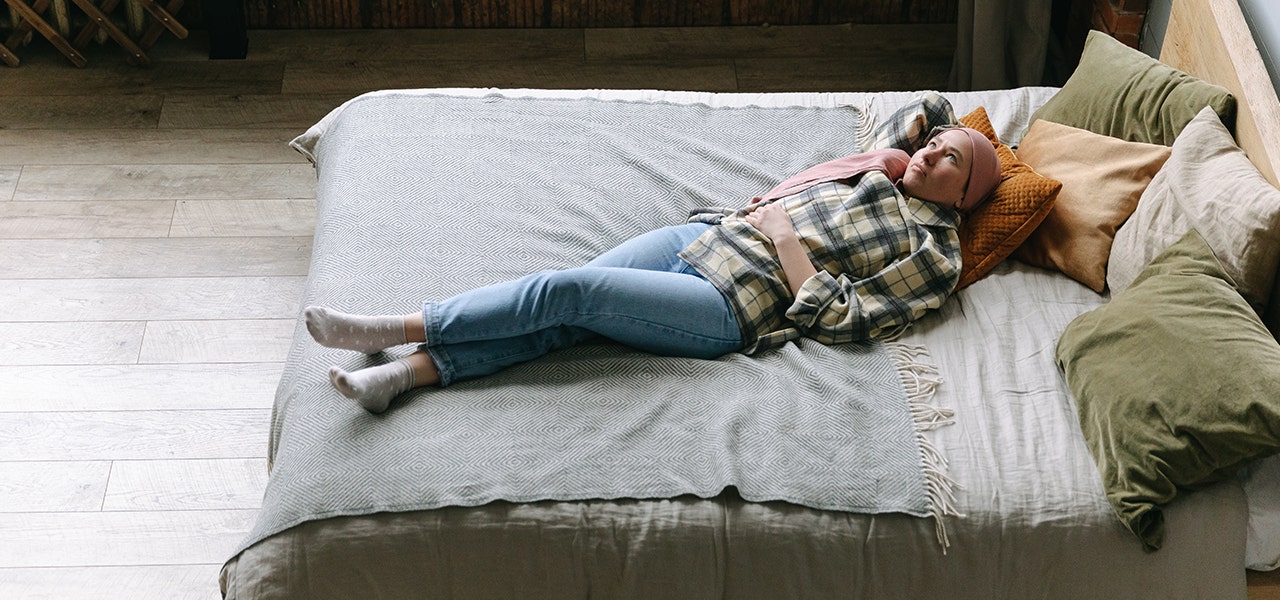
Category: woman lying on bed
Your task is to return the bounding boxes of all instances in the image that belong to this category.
[305,92,1001,413]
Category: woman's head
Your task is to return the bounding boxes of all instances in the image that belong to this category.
[899,126,1001,211]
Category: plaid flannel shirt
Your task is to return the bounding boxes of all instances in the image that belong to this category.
[681,177,961,353]
[679,92,962,353]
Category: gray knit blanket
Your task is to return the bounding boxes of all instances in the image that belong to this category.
[230,93,955,557]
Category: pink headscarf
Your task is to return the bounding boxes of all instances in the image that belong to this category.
[950,127,1002,211]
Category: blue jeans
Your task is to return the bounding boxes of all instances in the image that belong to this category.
[421,223,744,386]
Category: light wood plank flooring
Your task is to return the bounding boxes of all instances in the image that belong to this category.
[0,23,1276,600]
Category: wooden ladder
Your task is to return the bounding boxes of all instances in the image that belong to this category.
[2,0,187,67]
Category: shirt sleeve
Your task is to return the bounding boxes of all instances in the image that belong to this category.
[783,223,960,344]
[686,206,736,225]
[861,91,958,155]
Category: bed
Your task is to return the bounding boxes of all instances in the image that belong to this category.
[220,0,1280,597]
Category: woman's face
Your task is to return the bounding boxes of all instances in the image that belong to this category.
[900,129,972,208]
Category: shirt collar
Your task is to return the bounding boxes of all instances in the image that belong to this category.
[900,193,961,229]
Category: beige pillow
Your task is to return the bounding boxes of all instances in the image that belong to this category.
[1012,120,1171,292]
[1108,107,1280,318]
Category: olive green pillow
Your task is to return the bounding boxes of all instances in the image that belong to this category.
[1030,30,1236,145]
[1056,229,1280,552]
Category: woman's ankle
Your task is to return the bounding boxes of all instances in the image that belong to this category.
[403,313,427,344]
[406,351,440,387]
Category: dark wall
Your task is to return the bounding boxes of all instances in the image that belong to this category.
[231,0,957,29]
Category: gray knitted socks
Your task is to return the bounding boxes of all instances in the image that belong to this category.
[330,360,416,413]
[305,306,408,354]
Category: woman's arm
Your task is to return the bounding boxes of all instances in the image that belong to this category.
[862,91,957,155]
[744,202,818,297]
[745,199,959,343]
[788,226,959,343]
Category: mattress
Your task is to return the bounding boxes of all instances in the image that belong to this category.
[221,87,1255,599]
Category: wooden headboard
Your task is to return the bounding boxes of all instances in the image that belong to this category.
[1162,0,1280,187]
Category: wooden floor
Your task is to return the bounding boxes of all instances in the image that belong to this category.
[0,23,1276,600]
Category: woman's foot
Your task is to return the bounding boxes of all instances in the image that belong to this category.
[329,359,415,413]
[305,306,408,354]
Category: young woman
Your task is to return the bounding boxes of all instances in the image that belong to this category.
[304,93,1002,412]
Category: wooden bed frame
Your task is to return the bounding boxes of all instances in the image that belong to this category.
[1163,0,1280,188]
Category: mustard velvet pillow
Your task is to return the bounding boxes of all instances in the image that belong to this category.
[1108,107,1280,321]
[1012,120,1171,292]
[1056,228,1280,552]
[954,107,1061,290]
[1028,29,1236,145]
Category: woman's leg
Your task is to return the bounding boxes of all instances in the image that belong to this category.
[585,223,711,273]
[417,223,724,384]
[304,224,711,354]
[314,264,740,412]
[308,223,731,410]
[422,264,742,385]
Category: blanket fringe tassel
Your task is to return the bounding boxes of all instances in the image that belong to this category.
[852,98,877,149]
[888,341,964,553]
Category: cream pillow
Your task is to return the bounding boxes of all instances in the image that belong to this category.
[1012,120,1171,292]
[1108,107,1280,317]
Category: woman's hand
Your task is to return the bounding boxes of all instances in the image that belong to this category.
[744,202,797,243]
[744,202,818,297]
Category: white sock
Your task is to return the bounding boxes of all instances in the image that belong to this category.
[305,306,407,354]
[329,359,416,413]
